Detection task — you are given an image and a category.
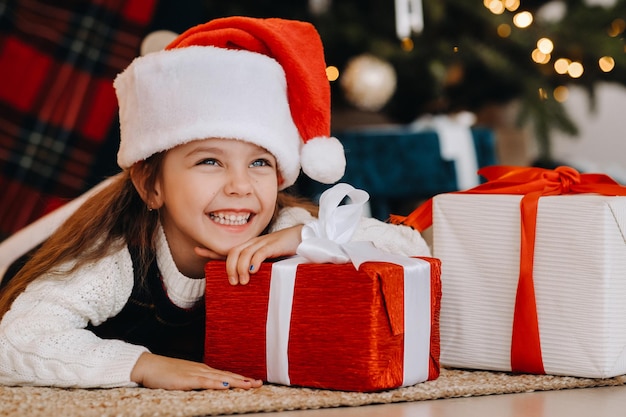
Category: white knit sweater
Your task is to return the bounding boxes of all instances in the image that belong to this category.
[0,207,430,388]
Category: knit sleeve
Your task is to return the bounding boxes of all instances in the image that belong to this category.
[269,206,316,232]
[0,247,148,388]
[352,217,432,257]
[273,206,431,257]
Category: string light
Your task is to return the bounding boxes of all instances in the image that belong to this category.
[554,58,571,74]
[568,62,584,78]
[553,86,569,103]
[497,23,512,37]
[599,56,615,72]
[503,0,520,12]
[608,18,626,37]
[553,59,584,78]
[482,1,609,83]
[531,49,550,64]
[326,66,339,82]
[484,0,519,14]
[537,38,554,54]
[484,0,505,14]
[513,11,533,28]
[401,37,415,51]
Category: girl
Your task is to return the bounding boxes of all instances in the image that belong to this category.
[0,17,431,390]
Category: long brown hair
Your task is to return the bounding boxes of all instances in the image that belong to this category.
[0,154,318,320]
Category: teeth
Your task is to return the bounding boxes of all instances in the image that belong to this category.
[209,212,250,225]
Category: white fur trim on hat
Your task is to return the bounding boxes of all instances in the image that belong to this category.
[114,46,302,188]
[300,136,346,184]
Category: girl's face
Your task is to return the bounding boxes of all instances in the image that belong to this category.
[153,138,279,277]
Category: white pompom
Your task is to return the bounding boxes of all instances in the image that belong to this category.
[300,136,346,184]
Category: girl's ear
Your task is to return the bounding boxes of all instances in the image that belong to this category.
[129,163,164,210]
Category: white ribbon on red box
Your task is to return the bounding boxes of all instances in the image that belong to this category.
[266,183,432,387]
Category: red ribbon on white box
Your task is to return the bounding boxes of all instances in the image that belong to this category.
[266,184,432,386]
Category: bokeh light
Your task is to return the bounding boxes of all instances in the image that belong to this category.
[553,86,569,103]
[554,58,571,74]
[326,66,339,82]
[599,56,615,72]
[513,11,533,28]
[537,38,554,54]
[497,23,512,37]
[504,0,520,12]
[485,0,505,14]
[608,18,626,37]
[532,49,551,64]
[567,62,584,78]
[401,37,414,52]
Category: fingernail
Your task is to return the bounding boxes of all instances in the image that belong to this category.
[222,381,229,387]
[249,264,254,271]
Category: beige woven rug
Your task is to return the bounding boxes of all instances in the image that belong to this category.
[1,368,625,417]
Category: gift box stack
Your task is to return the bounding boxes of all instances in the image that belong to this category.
[203,184,442,392]
[391,165,626,378]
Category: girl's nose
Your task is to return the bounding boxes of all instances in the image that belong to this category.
[224,168,253,195]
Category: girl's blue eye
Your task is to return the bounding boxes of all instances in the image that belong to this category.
[251,159,272,167]
[199,158,219,166]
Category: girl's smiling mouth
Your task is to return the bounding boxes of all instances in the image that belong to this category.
[209,211,252,226]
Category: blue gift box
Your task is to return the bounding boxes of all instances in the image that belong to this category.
[295,126,497,220]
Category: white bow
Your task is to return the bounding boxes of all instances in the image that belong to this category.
[297,183,369,264]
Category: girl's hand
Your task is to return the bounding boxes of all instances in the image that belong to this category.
[130,352,263,390]
[224,225,303,285]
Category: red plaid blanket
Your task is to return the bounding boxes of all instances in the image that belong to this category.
[0,0,157,240]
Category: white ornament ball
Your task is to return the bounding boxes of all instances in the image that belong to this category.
[536,1,567,23]
[340,54,397,112]
[140,30,179,56]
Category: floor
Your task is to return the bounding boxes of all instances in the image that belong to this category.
[254,385,626,416]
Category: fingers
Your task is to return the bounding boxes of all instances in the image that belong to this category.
[224,226,304,285]
[225,239,268,285]
[191,373,263,390]
[133,353,263,390]
[190,366,263,390]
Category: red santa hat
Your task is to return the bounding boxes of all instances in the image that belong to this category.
[114,16,345,189]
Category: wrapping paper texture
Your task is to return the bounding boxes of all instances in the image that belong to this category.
[204,259,441,392]
[433,193,626,378]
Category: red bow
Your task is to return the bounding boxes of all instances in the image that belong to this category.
[391,165,626,373]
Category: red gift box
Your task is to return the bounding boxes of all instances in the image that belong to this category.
[204,257,441,392]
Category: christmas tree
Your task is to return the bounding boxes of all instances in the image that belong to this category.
[204,0,626,162]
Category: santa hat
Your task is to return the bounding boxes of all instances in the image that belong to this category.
[114,16,345,189]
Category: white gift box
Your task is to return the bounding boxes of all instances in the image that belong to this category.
[433,193,626,378]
